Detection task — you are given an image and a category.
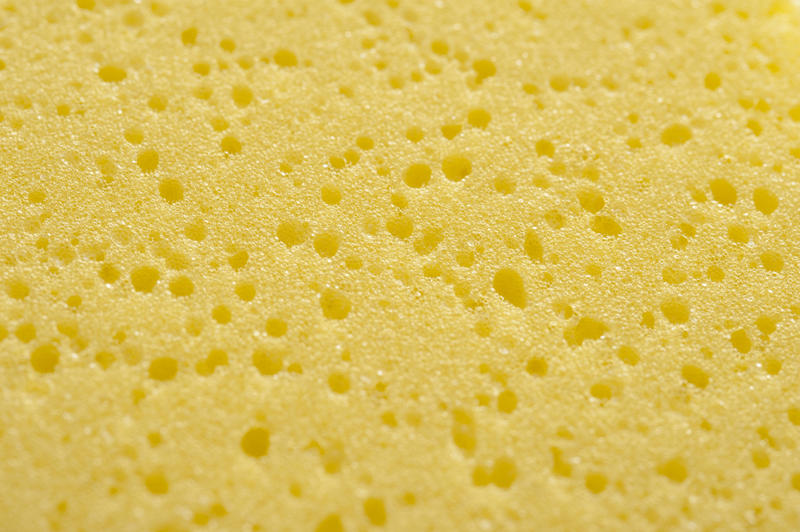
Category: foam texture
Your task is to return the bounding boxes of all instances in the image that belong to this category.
[2,0,800,530]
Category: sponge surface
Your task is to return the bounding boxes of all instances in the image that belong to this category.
[2,0,800,530]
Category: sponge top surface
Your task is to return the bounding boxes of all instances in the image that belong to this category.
[2,0,800,530]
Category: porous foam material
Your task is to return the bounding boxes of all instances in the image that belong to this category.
[2,0,800,530]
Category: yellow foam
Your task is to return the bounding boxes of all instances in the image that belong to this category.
[2,0,800,530]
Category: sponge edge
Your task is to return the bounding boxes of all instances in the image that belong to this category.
[2,0,800,530]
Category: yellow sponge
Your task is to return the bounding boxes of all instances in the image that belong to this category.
[2,0,800,530]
